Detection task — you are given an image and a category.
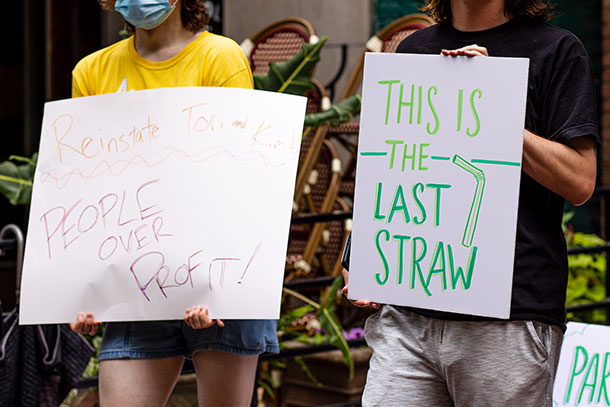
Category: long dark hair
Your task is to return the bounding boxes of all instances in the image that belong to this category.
[99,0,210,33]
[421,0,554,24]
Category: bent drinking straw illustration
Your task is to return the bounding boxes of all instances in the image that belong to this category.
[452,154,485,248]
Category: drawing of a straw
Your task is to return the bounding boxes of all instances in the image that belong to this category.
[452,154,485,248]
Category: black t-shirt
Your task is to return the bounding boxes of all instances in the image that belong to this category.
[394,19,599,330]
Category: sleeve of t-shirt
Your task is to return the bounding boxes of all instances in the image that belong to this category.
[209,38,254,90]
[71,59,91,98]
[538,52,600,150]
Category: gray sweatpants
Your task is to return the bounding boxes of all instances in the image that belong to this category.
[362,306,563,407]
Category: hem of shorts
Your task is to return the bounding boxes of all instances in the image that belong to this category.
[99,344,280,361]
[190,343,280,357]
[98,349,186,361]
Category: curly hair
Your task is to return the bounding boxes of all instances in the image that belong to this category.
[99,0,210,33]
[421,0,554,24]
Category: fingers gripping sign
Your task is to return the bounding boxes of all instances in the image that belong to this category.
[441,44,489,57]
[70,312,101,336]
[184,305,225,330]
[341,268,381,310]
[70,305,224,338]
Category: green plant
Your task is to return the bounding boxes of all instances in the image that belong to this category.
[281,276,354,379]
[0,154,37,205]
[304,93,362,127]
[252,35,361,140]
[81,329,104,378]
[250,38,358,383]
[253,37,327,95]
[564,212,607,324]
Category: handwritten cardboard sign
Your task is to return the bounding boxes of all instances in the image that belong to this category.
[553,322,610,406]
[348,53,529,318]
[19,87,306,324]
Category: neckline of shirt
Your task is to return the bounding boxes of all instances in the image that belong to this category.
[127,30,209,69]
[439,18,525,43]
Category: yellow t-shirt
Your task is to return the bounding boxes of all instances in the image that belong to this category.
[72,31,253,97]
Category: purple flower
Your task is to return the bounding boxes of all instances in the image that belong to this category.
[343,327,364,340]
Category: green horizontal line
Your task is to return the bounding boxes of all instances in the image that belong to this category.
[360,152,388,156]
[430,156,450,161]
[471,159,521,167]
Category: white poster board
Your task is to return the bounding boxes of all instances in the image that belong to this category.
[348,53,529,318]
[19,87,306,324]
[553,322,610,406]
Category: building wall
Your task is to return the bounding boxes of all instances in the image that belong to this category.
[223,0,374,101]
[373,0,423,32]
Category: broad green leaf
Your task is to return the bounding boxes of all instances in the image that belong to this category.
[253,37,328,95]
[592,309,606,324]
[584,284,605,302]
[591,255,607,273]
[568,254,599,270]
[312,331,326,345]
[278,304,315,333]
[570,232,605,248]
[296,333,314,344]
[304,94,362,127]
[566,275,588,304]
[565,226,607,322]
[0,153,37,205]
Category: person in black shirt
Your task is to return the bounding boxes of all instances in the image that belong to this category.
[342,0,599,405]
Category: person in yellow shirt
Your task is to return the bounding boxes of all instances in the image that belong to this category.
[69,1,278,406]
[71,5,253,96]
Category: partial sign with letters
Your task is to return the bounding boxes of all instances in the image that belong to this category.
[348,53,529,318]
[19,87,306,324]
[553,322,610,406]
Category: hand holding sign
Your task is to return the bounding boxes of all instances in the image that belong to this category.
[183,305,223,329]
[70,312,101,336]
[341,268,380,309]
[441,44,489,57]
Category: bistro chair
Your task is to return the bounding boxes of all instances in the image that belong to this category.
[329,14,435,205]
[339,13,435,100]
[327,121,360,205]
[294,79,332,208]
[317,197,352,277]
[286,140,342,280]
[240,17,319,76]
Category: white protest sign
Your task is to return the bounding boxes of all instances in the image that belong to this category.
[553,322,610,406]
[19,87,306,324]
[348,53,529,318]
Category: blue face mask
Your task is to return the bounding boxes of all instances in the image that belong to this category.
[115,0,177,30]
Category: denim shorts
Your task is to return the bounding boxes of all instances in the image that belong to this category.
[98,319,279,361]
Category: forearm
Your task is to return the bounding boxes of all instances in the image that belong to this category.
[522,129,597,206]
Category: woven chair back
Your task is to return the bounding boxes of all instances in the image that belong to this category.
[241,17,318,76]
